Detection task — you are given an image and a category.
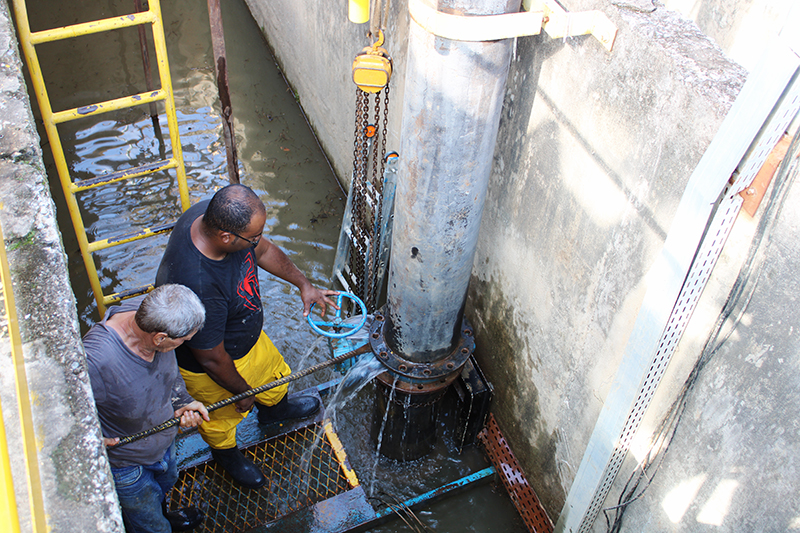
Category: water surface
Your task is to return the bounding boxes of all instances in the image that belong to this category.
[27,0,526,530]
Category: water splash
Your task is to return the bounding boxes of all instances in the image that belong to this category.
[293,335,325,372]
[297,350,387,489]
[325,352,386,430]
[369,373,398,496]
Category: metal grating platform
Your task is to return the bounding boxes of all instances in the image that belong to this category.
[479,413,554,533]
[167,420,359,533]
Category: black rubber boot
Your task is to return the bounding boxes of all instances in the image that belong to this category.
[210,446,266,489]
[161,500,204,532]
[256,394,321,424]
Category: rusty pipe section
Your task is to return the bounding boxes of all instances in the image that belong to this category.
[385,0,519,363]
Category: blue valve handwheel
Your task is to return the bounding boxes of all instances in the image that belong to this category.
[306,292,368,338]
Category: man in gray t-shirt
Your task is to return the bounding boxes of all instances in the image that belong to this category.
[85,284,209,533]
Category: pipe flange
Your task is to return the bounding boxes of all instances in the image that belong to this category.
[368,312,475,384]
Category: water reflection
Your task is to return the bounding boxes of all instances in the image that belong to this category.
[34,0,344,340]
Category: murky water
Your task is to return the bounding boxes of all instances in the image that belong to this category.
[23,0,526,530]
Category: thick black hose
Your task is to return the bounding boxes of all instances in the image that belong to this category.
[109,343,372,449]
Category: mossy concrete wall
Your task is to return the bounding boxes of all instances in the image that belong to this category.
[0,0,122,530]
[245,0,800,530]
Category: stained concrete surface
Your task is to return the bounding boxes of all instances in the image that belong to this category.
[0,0,122,530]
[610,143,800,531]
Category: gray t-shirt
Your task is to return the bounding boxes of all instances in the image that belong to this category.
[84,296,194,468]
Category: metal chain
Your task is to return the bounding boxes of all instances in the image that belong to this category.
[370,90,382,190]
[351,81,390,312]
[366,85,390,310]
[350,88,370,306]
[380,84,389,177]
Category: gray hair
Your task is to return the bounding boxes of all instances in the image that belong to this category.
[135,284,205,338]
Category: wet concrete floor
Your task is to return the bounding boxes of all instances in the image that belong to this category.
[24,0,526,529]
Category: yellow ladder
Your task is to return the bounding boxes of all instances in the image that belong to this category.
[12,0,190,316]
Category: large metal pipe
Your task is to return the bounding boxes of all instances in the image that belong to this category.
[386,0,520,363]
[371,0,518,460]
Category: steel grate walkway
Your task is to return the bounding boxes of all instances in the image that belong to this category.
[167,421,357,532]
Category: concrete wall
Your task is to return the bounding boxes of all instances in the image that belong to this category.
[611,139,800,533]
[662,0,799,72]
[242,0,408,185]
[2,0,797,530]
[0,0,122,530]
[469,0,750,514]
[246,0,800,530]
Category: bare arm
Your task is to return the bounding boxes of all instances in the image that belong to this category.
[189,343,256,413]
[254,238,338,316]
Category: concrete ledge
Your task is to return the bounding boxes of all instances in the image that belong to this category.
[0,1,122,531]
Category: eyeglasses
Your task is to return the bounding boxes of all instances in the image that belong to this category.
[229,230,262,248]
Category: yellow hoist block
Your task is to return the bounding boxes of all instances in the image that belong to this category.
[352,31,392,93]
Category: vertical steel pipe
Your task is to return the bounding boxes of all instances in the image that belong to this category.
[372,0,518,460]
[386,0,519,362]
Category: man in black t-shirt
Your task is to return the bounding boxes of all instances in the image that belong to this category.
[155,184,337,489]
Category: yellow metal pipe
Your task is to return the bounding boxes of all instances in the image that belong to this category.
[11,0,108,315]
[52,89,167,124]
[323,420,360,488]
[87,223,175,253]
[70,159,178,193]
[103,284,154,307]
[149,0,190,211]
[0,215,48,533]
[29,11,156,44]
[0,397,21,533]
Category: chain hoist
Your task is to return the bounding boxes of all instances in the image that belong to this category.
[348,30,392,313]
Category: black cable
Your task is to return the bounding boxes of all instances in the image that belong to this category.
[603,122,800,532]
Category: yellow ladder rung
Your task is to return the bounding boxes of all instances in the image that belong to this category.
[103,284,154,307]
[87,222,175,253]
[14,0,190,316]
[52,89,167,124]
[29,11,156,45]
[71,159,177,193]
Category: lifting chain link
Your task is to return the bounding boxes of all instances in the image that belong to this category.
[366,84,391,307]
[349,87,370,314]
[349,77,390,313]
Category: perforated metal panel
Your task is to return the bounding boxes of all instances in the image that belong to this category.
[479,414,553,533]
[167,422,358,533]
[332,114,397,314]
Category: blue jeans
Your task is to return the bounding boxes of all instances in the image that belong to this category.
[111,443,177,533]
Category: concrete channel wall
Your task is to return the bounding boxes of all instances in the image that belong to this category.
[1,0,798,530]
[0,0,122,531]
[246,0,800,530]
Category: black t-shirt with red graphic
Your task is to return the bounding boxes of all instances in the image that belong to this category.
[155,200,263,373]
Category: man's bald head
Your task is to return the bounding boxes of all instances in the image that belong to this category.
[204,184,266,234]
